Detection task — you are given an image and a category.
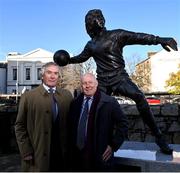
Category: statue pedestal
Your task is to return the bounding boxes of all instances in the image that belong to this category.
[114,141,180,172]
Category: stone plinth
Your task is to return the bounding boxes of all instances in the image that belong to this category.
[114,141,180,172]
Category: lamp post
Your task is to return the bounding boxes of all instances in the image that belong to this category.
[16,60,19,103]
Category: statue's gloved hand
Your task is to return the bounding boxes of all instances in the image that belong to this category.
[157,37,178,51]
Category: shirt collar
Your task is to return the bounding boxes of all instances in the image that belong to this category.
[84,95,93,101]
[43,83,56,93]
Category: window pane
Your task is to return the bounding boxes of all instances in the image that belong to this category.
[13,68,17,80]
[26,68,31,80]
[37,68,41,80]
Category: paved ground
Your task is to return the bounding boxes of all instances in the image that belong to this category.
[0,152,139,172]
[0,152,21,172]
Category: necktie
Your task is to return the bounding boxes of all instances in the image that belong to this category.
[49,88,58,121]
[77,97,90,150]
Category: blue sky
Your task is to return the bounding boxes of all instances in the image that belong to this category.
[0,0,180,62]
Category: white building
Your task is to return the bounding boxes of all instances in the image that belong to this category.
[150,48,180,92]
[0,62,7,94]
[6,48,53,94]
[135,47,180,93]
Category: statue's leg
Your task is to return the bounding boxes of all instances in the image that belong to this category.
[115,76,161,136]
[115,76,173,154]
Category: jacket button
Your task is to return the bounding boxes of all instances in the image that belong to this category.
[44,131,48,135]
[43,153,47,156]
[46,110,49,113]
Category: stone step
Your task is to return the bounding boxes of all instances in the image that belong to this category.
[114,141,180,172]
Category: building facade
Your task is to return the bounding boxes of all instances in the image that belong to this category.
[1,48,82,95]
[0,62,7,94]
[135,48,180,93]
[6,48,53,94]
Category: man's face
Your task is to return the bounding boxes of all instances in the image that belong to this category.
[81,74,98,96]
[42,65,59,87]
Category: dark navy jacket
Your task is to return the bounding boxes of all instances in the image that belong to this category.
[68,90,128,168]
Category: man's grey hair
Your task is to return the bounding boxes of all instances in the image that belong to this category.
[40,62,60,77]
[81,72,98,84]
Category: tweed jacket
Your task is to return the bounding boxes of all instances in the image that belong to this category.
[15,84,73,171]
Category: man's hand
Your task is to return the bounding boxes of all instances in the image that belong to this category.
[157,37,178,52]
[102,145,113,162]
[23,154,33,161]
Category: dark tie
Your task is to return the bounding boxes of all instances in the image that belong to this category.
[49,88,58,121]
[77,97,90,150]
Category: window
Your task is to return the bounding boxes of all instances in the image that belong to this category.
[13,68,17,80]
[37,68,41,80]
[26,68,31,80]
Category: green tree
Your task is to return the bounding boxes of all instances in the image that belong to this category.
[165,64,180,94]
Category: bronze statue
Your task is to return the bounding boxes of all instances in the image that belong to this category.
[54,9,178,154]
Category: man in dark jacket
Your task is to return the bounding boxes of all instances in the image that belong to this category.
[55,9,177,154]
[68,73,128,171]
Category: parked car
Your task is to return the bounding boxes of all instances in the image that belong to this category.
[146,96,161,105]
[170,97,180,104]
[114,96,135,104]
